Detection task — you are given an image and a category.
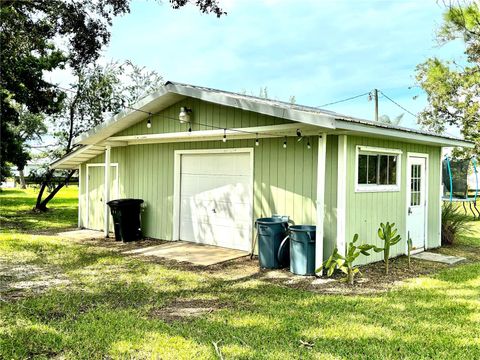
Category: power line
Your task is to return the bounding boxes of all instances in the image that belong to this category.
[52,82,420,143]
[379,90,418,118]
[50,83,305,142]
[317,92,371,108]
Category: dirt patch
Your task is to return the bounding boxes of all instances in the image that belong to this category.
[68,235,167,252]
[150,298,225,323]
[0,261,70,301]
[62,235,480,296]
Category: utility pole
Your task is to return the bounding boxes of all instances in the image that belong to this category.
[373,88,379,122]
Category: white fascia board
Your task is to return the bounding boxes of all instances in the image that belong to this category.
[74,90,185,145]
[335,119,474,148]
[107,123,321,145]
[50,145,104,169]
[165,83,336,129]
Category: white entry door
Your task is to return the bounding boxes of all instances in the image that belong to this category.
[179,151,253,251]
[407,156,427,251]
[86,164,118,231]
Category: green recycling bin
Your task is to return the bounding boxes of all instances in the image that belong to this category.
[256,217,289,269]
[107,199,144,242]
[289,225,316,275]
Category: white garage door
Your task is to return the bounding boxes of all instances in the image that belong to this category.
[179,151,253,251]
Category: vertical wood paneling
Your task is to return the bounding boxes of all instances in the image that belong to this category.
[344,136,441,264]
[79,98,440,265]
[323,135,338,261]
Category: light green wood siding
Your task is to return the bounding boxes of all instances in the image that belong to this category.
[323,135,338,261]
[79,163,86,227]
[81,99,317,241]
[345,136,441,264]
[79,97,443,266]
[117,98,290,137]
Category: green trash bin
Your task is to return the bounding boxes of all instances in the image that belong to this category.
[256,217,289,269]
[107,199,144,242]
[289,225,316,275]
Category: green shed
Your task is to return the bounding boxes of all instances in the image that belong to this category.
[51,82,473,269]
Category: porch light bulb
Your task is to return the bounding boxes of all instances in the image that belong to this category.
[223,129,227,142]
[146,118,152,128]
[255,138,259,146]
[307,140,311,150]
[179,107,191,123]
[283,137,287,149]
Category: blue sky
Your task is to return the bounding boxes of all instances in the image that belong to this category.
[99,0,463,129]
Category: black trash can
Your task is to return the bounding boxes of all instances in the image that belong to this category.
[107,199,144,242]
[289,225,316,275]
[256,217,289,269]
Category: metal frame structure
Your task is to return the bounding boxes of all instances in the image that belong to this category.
[443,156,479,219]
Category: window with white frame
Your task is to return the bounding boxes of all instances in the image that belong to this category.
[356,146,402,192]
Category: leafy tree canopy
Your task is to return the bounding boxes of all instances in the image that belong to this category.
[415,1,480,158]
[34,60,163,210]
[0,0,224,180]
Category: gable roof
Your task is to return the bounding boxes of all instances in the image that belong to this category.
[51,81,473,169]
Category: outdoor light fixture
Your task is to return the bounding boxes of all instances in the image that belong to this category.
[307,138,311,150]
[283,137,287,149]
[179,107,192,123]
[146,113,152,128]
[255,133,259,146]
[223,128,227,142]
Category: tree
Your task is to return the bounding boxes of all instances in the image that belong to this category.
[0,0,225,181]
[415,1,480,158]
[11,108,48,188]
[35,61,164,211]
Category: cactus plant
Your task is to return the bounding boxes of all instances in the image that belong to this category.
[320,234,375,285]
[374,222,402,274]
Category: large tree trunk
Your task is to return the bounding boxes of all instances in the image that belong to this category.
[35,169,53,210]
[34,87,78,212]
[19,169,27,189]
[34,170,76,211]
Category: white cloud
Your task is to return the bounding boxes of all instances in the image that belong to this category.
[78,0,460,124]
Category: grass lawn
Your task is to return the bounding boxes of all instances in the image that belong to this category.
[1,188,479,359]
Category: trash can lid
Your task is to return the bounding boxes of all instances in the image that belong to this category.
[256,217,288,225]
[289,225,316,232]
[107,198,144,207]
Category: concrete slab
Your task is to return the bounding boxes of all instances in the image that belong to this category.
[124,241,249,266]
[57,229,106,240]
[412,251,466,265]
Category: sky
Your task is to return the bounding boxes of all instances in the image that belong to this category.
[56,0,465,131]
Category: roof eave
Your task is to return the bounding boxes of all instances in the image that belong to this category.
[335,119,474,148]
[164,82,336,129]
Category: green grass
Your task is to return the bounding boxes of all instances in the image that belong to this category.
[0,187,78,231]
[1,189,479,359]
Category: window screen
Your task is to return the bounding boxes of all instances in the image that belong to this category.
[358,153,398,186]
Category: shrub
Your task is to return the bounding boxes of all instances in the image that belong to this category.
[374,222,401,274]
[321,234,375,285]
[442,202,470,245]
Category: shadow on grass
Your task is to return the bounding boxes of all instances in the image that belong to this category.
[3,276,480,359]
[1,238,479,359]
[0,188,78,233]
[1,207,77,233]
